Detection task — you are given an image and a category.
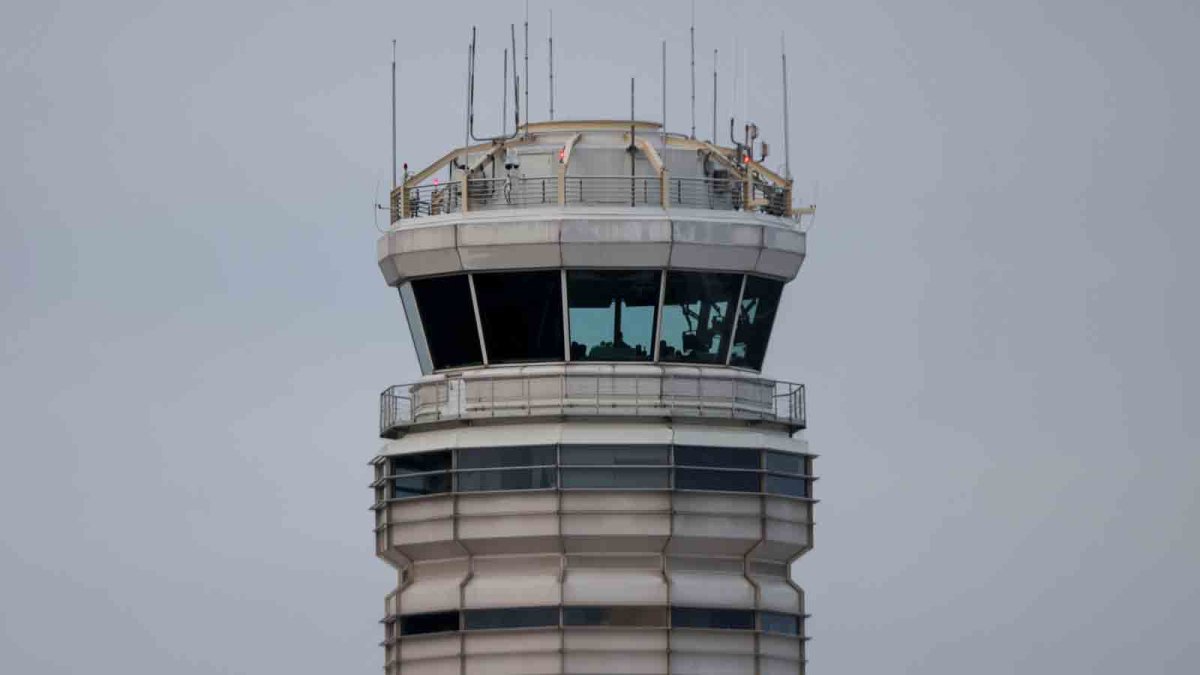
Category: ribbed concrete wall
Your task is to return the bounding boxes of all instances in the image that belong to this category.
[373,421,813,674]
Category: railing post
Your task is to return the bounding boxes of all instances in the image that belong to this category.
[556,164,566,205]
[660,169,669,208]
[461,174,470,213]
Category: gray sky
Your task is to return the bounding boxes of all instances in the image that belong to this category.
[2,1,1197,673]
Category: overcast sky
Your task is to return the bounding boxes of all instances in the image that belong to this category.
[2,1,1197,673]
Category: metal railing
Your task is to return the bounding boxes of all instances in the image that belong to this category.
[562,175,662,207]
[394,181,463,218]
[668,176,744,211]
[380,372,805,437]
[466,176,557,210]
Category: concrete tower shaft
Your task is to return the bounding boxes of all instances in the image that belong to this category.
[374,121,815,674]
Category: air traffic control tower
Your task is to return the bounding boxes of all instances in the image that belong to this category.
[372,117,816,674]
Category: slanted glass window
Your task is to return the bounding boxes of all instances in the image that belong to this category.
[764,474,809,498]
[389,451,452,498]
[563,606,667,627]
[728,275,784,370]
[674,445,760,470]
[400,611,459,635]
[473,271,564,363]
[464,607,559,630]
[410,275,483,370]
[759,611,802,635]
[559,445,670,466]
[671,607,755,630]
[658,271,742,363]
[457,446,557,469]
[566,270,660,361]
[764,451,804,474]
[456,468,556,492]
[675,468,759,492]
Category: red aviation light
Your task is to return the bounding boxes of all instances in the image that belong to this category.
[433,178,439,186]
[559,148,566,162]
[742,155,750,164]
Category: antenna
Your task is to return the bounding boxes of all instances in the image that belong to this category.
[511,24,520,135]
[690,2,696,139]
[548,10,555,120]
[502,48,508,135]
[466,27,519,143]
[662,40,667,146]
[391,39,397,189]
[712,49,718,142]
[781,33,791,179]
[523,3,529,135]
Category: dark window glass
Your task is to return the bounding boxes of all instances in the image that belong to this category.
[728,276,784,370]
[563,606,667,627]
[561,468,670,489]
[392,473,452,498]
[675,468,759,492]
[400,611,459,635]
[390,451,452,475]
[566,270,660,361]
[764,474,809,498]
[457,446,557,469]
[763,451,804,475]
[674,445,760,469]
[457,468,556,492]
[759,611,801,635]
[463,607,559,630]
[659,271,742,364]
[671,607,755,630]
[559,445,670,466]
[473,271,564,363]
[410,275,483,370]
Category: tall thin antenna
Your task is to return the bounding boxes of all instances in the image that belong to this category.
[712,49,718,142]
[730,38,738,132]
[690,1,696,139]
[502,48,508,135]
[781,33,791,179]
[523,2,529,134]
[548,10,555,120]
[512,24,520,135]
[662,40,667,146]
[391,39,397,189]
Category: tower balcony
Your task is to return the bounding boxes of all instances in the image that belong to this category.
[379,365,805,439]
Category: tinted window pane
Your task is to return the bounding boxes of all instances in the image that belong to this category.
[457,446,557,469]
[473,271,564,363]
[390,451,452,475]
[457,468,556,492]
[392,473,452,498]
[400,611,459,635]
[674,445,760,469]
[675,468,759,492]
[764,474,809,498]
[759,611,801,635]
[763,451,804,474]
[659,272,742,363]
[464,607,559,630]
[561,468,670,489]
[567,270,660,361]
[410,275,483,370]
[671,607,755,630]
[728,275,784,370]
[560,445,670,466]
[563,606,667,627]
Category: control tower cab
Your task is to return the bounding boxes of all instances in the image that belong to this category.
[372,119,816,675]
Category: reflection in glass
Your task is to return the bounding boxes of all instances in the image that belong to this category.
[763,451,804,474]
[561,468,670,489]
[674,445,760,469]
[759,611,802,635]
[671,607,755,630]
[563,606,667,627]
[659,271,742,363]
[392,473,452,498]
[390,452,451,475]
[729,275,784,370]
[472,271,564,364]
[456,468,556,492]
[457,446,557,469]
[559,445,670,466]
[567,270,660,361]
[764,474,809,498]
[410,275,483,370]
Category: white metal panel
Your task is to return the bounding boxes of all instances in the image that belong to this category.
[753,576,801,614]
[382,428,461,455]
[563,569,667,604]
[669,571,755,607]
[671,425,769,449]
[559,421,673,445]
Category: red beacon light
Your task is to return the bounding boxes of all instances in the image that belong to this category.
[558,148,566,162]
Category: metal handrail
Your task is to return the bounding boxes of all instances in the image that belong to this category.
[562,175,662,207]
[379,372,805,437]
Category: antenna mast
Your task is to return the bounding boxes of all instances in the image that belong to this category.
[711,49,717,142]
[548,10,555,120]
[662,40,667,146]
[781,34,791,179]
[690,2,696,139]
[391,39,396,189]
[523,2,529,135]
[502,48,508,135]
